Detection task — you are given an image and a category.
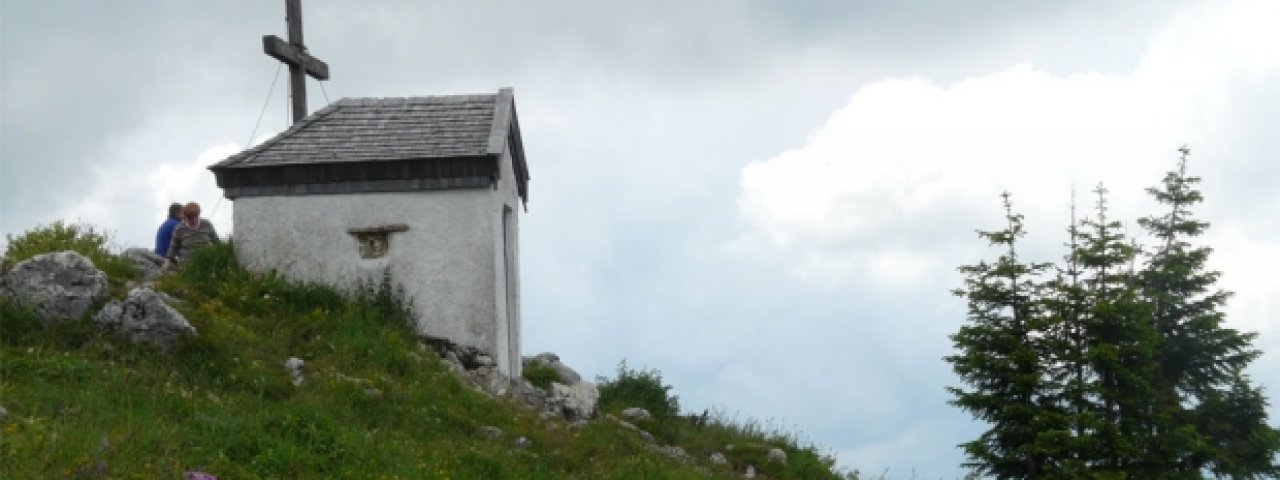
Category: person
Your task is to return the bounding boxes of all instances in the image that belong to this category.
[154,203,182,256]
[165,202,220,267]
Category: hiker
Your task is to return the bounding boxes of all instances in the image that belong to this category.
[154,202,182,256]
[164,202,220,267]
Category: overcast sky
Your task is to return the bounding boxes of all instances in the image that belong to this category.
[3,0,1277,476]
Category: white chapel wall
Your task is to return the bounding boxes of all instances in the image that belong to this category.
[233,188,510,371]
[490,144,522,377]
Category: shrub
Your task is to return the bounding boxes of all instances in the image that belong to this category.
[1,221,137,279]
[597,361,679,421]
[523,362,562,389]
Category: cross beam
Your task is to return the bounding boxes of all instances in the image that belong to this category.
[262,0,329,124]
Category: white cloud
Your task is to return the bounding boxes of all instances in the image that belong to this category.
[736,0,1278,288]
[734,2,1280,471]
[54,127,240,250]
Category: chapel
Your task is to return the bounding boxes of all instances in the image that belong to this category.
[209,89,530,376]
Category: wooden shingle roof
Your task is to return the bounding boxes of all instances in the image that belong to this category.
[211,88,529,203]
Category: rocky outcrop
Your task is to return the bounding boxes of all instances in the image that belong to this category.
[549,381,599,421]
[122,248,166,280]
[766,447,788,465]
[94,287,197,351]
[647,444,690,463]
[0,251,108,323]
[523,352,582,384]
[622,407,653,422]
[421,337,600,422]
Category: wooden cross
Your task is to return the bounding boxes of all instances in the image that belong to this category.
[263,0,330,124]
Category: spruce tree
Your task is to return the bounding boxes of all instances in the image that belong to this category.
[949,148,1280,477]
[1040,194,1095,475]
[946,193,1058,478]
[1136,147,1280,475]
[1075,184,1160,475]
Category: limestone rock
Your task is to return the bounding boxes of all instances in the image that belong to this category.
[710,452,728,465]
[514,436,532,449]
[0,404,8,423]
[744,465,756,478]
[93,287,197,351]
[1,251,108,323]
[479,425,503,438]
[636,429,656,444]
[549,381,599,421]
[523,352,582,384]
[621,407,652,422]
[122,248,165,279]
[766,447,787,465]
[646,444,689,463]
[284,357,305,386]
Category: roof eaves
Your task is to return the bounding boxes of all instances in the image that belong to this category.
[210,100,348,169]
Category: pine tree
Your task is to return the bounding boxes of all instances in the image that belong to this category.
[946,193,1060,478]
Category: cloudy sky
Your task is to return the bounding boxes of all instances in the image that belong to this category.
[3,0,1277,476]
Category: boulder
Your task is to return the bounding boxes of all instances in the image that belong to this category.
[621,407,652,422]
[646,444,689,463]
[1,251,108,323]
[523,352,582,385]
[284,357,305,386]
[709,452,728,465]
[514,436,532,449]
[94,287,197,351]
[479,425,503,439]
[122,248,165,279]
[549,381,599,421]
[766,447,787,465]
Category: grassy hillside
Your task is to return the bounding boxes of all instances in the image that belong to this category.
[0,223,859,479]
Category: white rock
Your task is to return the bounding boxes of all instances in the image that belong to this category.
[646,444,689,463]
[284,357,305,386]
[709,452,728,465]
[766,447,787,465]
[514,436,532,449]
[122,248,165,280]
[93,287,197,351]
[479,425,503,438]
[621,407,652,422]
[523,352,582,384]
[744,465,756,479]
[637,429,656,444]
[550,381,599,421]
[1,251,108,323]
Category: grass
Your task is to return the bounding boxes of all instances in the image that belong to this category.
[1,226,863,479]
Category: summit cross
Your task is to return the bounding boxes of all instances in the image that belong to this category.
[263,0,330,124]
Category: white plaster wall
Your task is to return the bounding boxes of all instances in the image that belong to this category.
[491,145,522,377]
[232,149,524,377]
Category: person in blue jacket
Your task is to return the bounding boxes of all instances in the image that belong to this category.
[155,203,182,256]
